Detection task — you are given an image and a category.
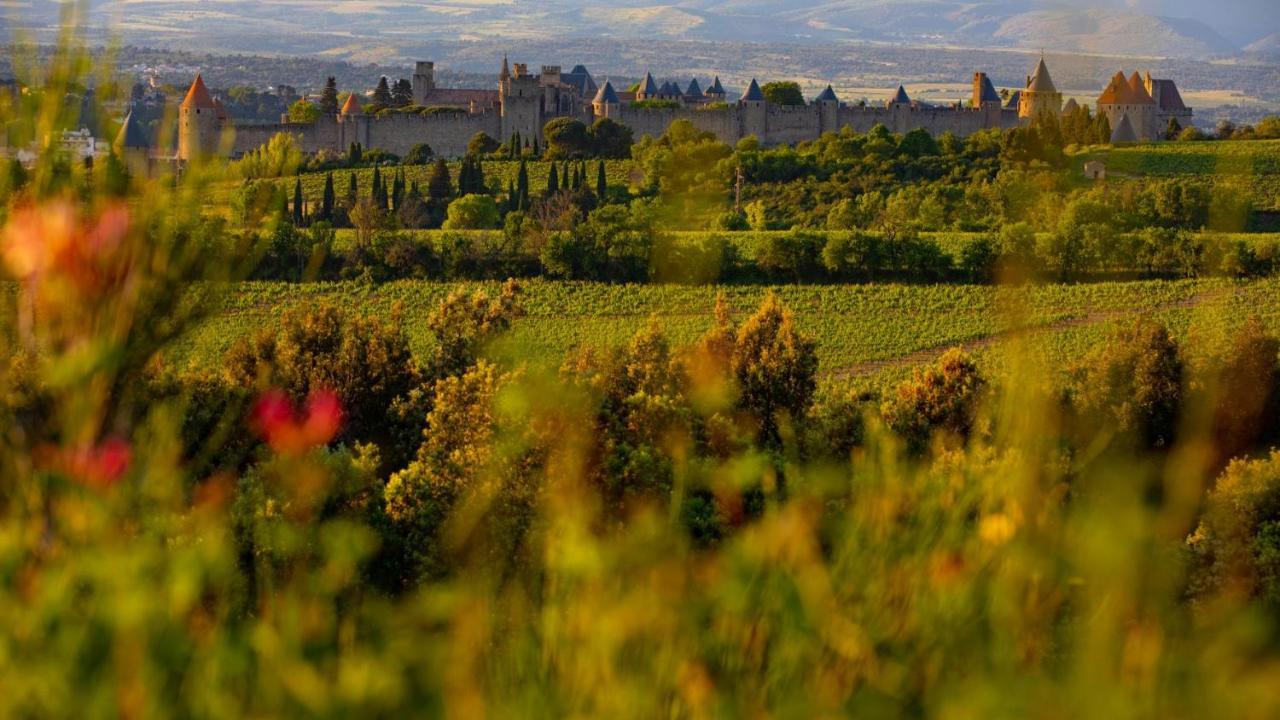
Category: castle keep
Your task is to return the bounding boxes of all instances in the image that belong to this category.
[177,57,1191,161]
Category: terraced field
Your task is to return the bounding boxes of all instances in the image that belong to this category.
[169,277,1280,391]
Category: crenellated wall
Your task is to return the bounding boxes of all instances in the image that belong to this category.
[230,100,1023,159]
[365,111,502,157]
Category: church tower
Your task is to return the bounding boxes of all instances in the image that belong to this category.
[177,74,223,161]
[1018,57,1063,122]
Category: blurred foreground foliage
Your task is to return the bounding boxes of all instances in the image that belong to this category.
[5,24,1280,720]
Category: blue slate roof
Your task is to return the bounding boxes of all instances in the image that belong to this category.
[593,80,620,104]
[742,78,764,102]
[115,109,149,149]
[816,84,839,102]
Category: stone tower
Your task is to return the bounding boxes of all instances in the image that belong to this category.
[501,60,543,144]
[412,62,435,105]
[177,74,223,161]
[972,73,1002,110]
[740,78,766,141]
[592,80,620,120]
[815,85,839,134]
[1018,58,1063,122]
[338,92,369,151]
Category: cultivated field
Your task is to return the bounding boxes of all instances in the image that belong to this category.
[170,277,1280,390]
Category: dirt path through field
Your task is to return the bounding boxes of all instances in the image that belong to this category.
[826,285,1237,380]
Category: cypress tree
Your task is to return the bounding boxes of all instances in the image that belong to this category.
[533,137,540,157]
[596,161,607,199]
[292,177,304,225]
[1097,114,1112,145]
[346,173,357,207]
[547,163,559,196]
[392,169,405,211]
[473,157,487,195]
[371,165,384,207]
[373,76,392,107]
[427,157,453,200]
[320,77,339,115]
[516,160,529,209]
[322,172,336,220]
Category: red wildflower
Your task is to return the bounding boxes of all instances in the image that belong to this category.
[48,437,133,490]
[251,389,344,455]
[1,201,132,296]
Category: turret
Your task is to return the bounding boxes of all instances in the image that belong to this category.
[177,74,223,161]
[592,80,620,119]
[815,85,839,133]
[972,73,1002,110]
[740,78,767,141]
[1018,57,1063,121]
[637,72,658,101]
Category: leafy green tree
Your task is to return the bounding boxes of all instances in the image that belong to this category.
[756,230,824,282]
[1070,318,1184,450]
[442,194,501,230]
[1204,316,1280,466]
[587,118,634,158]
[467,132,501,156]
[760,81,804,106]
[543,117,590,159]
[224,303,424,468]
[881,348,986,454]
[822,231,883,280]
[287,99,321,124]
[405,143,434,165]
[898,128,940,157]
[731,293,819,448]
[1189,451,1280,610]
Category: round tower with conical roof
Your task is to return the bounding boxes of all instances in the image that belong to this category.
[1018,57,1063,122]
[592,80,620,119]
[815,85,840,133]
[739,79,767,141]
[178,74,223,161]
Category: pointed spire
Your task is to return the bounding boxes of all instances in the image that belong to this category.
[594,80,620,105]
[890,85,911,105]
[816,84,839,103]
[1027,57,1058,93]
[742,78,764,102]
[1128,71,1154,103]
[708,76,725,96]
[640,72,658,98]
[341,92,364,116]
[1111,112,1139,143]
[115,109,149,150]
[501,53,510,81]
[181,74,216,110]
[686,78,703,98]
